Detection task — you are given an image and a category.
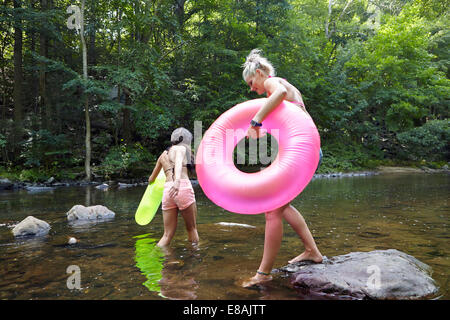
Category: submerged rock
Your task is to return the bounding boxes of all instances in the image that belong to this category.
[25,186,56,193]
[215,222,256,228]
[12,216,51,237]
[66,205,115,222]
[276,249,439,300]
[95,183,109,190]
[117,182,136,189]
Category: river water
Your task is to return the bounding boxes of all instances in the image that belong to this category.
[0,173,448,300]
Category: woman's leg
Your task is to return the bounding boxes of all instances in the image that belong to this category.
[242,206,284,287]
[180,202,199,244]
[157,207,179,247]
[282,205,322,263]
[258,207,284,273]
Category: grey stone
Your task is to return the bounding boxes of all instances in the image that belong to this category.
[277,249,439,300]
[66,205,115,221]
[12,216,51,237]
[0,178,13,190]
[25,186,56,193]
[95,183,109,190]
[117,182,135,189]
[46,177,55,184]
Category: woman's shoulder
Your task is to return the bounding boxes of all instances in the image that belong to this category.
[265,76,292,89]
[169,145,188,158]
[171,144,186,151]
[158,150,169,160]
[264,76,285,91]
[266,75,288,82]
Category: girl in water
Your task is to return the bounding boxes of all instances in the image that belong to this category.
[148,127,199,247]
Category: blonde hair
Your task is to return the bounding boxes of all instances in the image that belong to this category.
[242,49,276,80]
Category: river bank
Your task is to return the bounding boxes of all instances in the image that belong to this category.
[1,165,448,192]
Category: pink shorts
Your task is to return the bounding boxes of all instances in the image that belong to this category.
[162,179,196,211]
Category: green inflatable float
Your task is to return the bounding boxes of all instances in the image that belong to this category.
[135,170,166,225]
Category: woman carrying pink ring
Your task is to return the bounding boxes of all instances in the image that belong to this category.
[241,49,323,287]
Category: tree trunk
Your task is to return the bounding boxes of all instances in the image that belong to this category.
[39,0,48,129]
[1,59,6,123]
[173,0,186,81]
[117,8,130,144]
[13,0,23,160]
[122,107,131,143]
[88,0,96,66]
[80,0,91,181]
[1,0,9,164]
[325,0,332,39]
[0,3,7,125]
[29,0,39,129]
[174,0,186,29]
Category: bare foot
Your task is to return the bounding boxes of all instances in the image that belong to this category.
[288,249,323,264]
[242,273,272,288]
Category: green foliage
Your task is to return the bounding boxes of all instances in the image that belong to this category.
[0,134,6,149]
[341,1,449,154]
[1,0,449,180]
[18,169,45,183]
[21,130,72,169]
[386,101,426,131]
[0,166,82,182]
[318,143,377,173]
[97,142,156,179]
[133,101,173,144]
[397,119,450,161]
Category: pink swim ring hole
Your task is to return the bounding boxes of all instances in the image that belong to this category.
[232,132,279,173]
[195,98,321,214]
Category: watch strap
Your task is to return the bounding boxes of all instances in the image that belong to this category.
[250,120,262,127]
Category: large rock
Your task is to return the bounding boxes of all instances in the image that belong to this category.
[276,249,439,300]
[66,205,115,222]
[12,216,51,237]
[0,178,13,191]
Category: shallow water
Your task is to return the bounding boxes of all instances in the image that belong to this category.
[0,173,448,300]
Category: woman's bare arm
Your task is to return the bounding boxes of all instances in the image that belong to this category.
[252,78,287,123]
[148,154,163,183]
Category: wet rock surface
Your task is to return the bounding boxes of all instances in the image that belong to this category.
[275,249,439,300]
[11,216,51,238]
[66,205,116,222]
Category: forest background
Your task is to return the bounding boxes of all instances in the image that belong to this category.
[0,0,448,182]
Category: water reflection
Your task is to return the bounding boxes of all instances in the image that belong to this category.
[157,245,200,300]
[134,234,200,299]
[134,234,164,296]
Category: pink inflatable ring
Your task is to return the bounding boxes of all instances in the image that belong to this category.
[195,98,320,214]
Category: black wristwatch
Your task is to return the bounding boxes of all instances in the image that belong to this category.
[250,120,262,127]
